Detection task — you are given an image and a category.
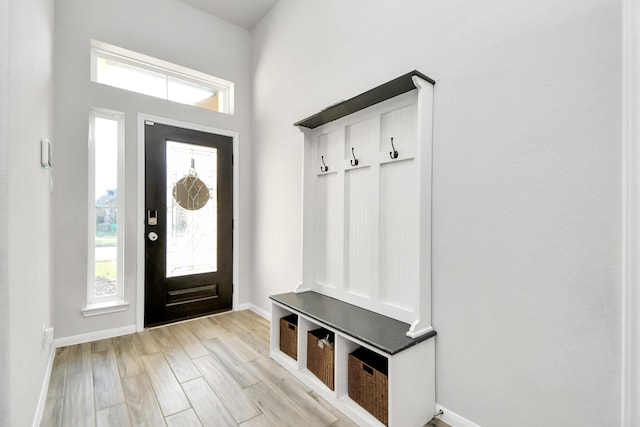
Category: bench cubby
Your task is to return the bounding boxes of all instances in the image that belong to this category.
[279,314,298,360]
[307,328,335,390]
[349,346,389,425]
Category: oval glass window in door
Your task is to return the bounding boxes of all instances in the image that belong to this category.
[166,140,217,278]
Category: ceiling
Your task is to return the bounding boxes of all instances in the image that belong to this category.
[177,0,279,30]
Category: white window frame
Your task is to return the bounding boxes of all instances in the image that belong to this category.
[83,108,128,316]
[90,39,234,115]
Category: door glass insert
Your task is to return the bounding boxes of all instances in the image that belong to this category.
[166,141,217,277]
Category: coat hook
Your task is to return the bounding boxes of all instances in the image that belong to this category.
[350,147,359,166]
[389,137,399,159]
[320,155,329,172]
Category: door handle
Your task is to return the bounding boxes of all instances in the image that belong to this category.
[148,231,158,241]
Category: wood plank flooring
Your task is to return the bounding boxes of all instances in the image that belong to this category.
[40,310,449,427]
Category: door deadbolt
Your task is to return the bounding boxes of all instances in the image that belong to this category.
[147,210,158,226]
[148,231,158,241]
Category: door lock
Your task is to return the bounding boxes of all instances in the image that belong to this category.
[147,210,158,226]
[148,231,158,241]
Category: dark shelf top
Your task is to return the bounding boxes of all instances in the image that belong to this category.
[294,70,435,129]
[270,291,436,355]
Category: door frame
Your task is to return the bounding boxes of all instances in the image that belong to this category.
[623,0,640,425]
[136,113,239,331]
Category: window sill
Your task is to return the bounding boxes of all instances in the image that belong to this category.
[82,300,130,317]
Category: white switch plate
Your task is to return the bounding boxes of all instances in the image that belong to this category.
[41,138,51,168]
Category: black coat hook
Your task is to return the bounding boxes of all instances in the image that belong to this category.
[350,147,359,166]
[389,137,399,159]
[320,155,329,172]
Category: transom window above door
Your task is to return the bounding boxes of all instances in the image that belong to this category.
[90,40,234,114]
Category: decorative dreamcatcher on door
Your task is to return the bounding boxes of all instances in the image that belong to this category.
[172,158,210,210]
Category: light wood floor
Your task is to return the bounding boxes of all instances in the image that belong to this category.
[40,310,448,427]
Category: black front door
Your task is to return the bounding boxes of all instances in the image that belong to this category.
[144,122,233,327]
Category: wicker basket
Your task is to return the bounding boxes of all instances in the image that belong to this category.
[348,347,389,426]
[279,314,298,360]
[307,328,335,390]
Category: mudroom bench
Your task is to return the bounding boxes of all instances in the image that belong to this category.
[269,69,437,427]
[269,291,437,427]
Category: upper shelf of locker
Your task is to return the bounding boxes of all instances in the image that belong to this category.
[293,70,435,130]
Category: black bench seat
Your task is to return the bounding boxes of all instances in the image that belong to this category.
[270,291,436,356]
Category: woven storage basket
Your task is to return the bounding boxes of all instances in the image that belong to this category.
[279,314,298,360]
[307,328,335,390]
[348,347,389,426]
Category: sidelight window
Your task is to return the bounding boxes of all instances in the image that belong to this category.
[86,109,125,309]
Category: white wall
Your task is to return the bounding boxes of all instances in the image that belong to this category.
[5,0,55,425]
[0,0,9,423]
[53,0,252,338]
[250,1,621,426]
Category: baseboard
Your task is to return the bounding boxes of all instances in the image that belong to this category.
[235,302,251,311]
[54,324,137,348]
[236,302,270,320]
[435,404,481,427]
[32,344,55,427]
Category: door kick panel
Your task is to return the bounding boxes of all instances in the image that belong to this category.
[166,284,218,306]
